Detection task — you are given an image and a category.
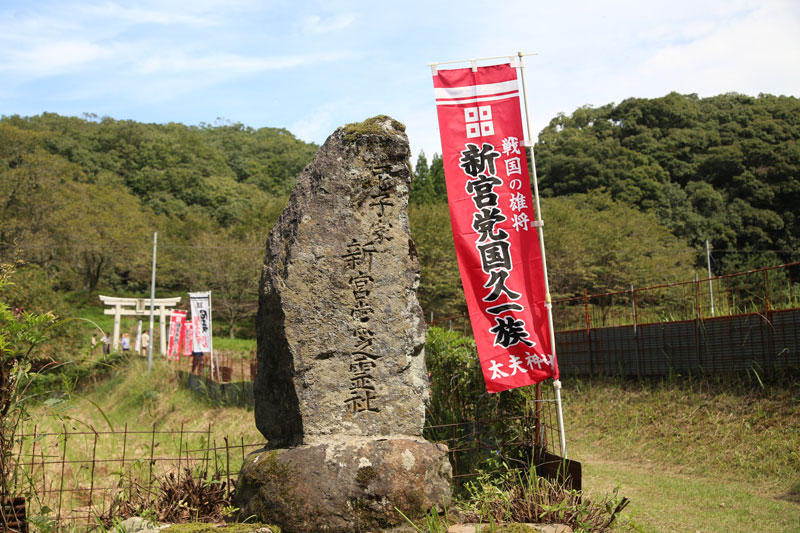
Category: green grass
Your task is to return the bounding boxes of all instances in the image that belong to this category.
[213,337,256,352]
[31,356,262,437]
[14,324,800,532]
[582,458,800,532]
[74,305,115,334]
[18,356,263,523]
[563,375,800,531]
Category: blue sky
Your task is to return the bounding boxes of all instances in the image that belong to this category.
[1,0,799,160]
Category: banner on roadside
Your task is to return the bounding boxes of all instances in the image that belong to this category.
[182,321,193,356]
[188,291,212,353]
[167,310,187,360]
[432,62,558,392]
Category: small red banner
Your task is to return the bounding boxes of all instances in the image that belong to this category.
[182,321,194,357]
[432,62,558,392]
[167,310,187,361]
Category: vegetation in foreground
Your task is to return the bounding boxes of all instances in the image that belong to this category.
[565,374,800,531]
[0,321,796,531]
[422,328,799,532]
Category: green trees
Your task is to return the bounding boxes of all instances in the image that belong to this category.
[2,114,316,225]
[409,203,465,318]
[410,152,447,205]
[535,93,800,272]
[0,114,313,299]
[543,192,696,298]
[0,122,154,291]
[2,93,797,334]
[408,194,696,321]
[187,229,262,338]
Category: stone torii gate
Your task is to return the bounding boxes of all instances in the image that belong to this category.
[99,295,182,354]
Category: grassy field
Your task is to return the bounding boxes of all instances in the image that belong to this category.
[15,337,800,531]
[19,354,262,526]
[563,376,800,532]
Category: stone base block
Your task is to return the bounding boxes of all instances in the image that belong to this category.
[234,436,452,533]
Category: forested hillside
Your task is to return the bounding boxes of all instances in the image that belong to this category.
[2,92,798,335]
[536,92,800,273]
[0,114,316,337]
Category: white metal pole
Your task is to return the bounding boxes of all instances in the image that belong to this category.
[204,293,214,380]
[517,51,567,459]
[209,291,217,380]
[148,232,157,373]
[706,239,715,317]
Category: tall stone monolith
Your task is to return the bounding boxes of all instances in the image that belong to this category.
[234,116,452,532]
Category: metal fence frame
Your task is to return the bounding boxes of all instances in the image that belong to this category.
[9,406,558,530]
[430,262,800,377]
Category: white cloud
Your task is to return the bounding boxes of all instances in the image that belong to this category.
[133,49,352,76]
[638,2,800,97]
[0,39,113,77]
[2,0,798,156]
[76,2,218,27]
[289,102,341,144]
[300,13,356,34]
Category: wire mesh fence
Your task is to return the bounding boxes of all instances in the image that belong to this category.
[14,264,794,527]
[6,394,561,530]
[10,423,260,528]
[430,262,800,377]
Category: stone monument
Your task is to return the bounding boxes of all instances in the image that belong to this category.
[234,116,452,532]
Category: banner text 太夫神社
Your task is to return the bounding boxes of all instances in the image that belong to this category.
[432,62,558,392]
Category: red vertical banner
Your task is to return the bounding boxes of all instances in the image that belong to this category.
[432,62,558,393]
[167,310,187,361]
[182,321,194,357]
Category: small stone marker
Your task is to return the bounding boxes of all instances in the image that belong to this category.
[235,116,451,532]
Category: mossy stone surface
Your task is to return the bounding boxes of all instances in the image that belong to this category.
[233,438,452,533]
[343,115,406,141]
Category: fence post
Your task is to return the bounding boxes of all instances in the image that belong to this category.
[224,437,231,500]
[534,382,542,448]
[213,438,219,474]
[764,269,771,313]
[40,434,46,507]
[88,430,98,519]
[451,422,458,480]
[178,423,184,473]
[631,285,643,376]
[148,424,156,503]
[695,273,703,371]
[29,425,37,498]
[764,269,775,375]
[57,425,68,522]
[123,423,131,498]
[204,423,212,477]
[584,289,595,375]
[13,421,24,491]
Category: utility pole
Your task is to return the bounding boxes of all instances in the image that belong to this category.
[148,232,157,373]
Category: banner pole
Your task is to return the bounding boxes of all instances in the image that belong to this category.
[147,232,157,374]
[516,51,567,459]
[209,291,217,380]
